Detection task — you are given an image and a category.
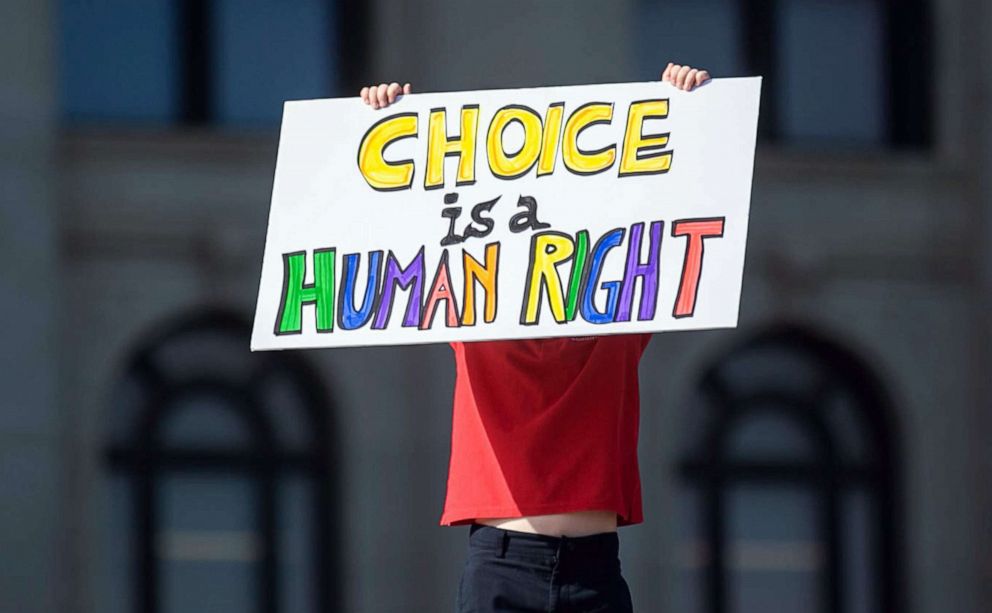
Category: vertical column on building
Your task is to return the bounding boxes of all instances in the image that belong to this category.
[0,1,60,613]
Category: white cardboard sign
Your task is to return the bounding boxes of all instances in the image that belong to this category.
[252,78,761,350]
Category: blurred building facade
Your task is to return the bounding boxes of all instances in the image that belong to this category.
[1,1,990,612]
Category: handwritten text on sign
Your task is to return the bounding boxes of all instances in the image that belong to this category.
[251,79,761,350]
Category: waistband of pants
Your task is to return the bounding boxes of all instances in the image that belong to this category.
[468,523,619,559]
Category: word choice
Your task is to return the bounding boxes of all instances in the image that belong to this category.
[273,217,725,336]
[357,99,673,191]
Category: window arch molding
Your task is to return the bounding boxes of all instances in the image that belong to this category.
[679,323,903,613]
[106,307,340,613]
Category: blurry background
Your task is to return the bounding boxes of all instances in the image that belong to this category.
[1,0,989,612]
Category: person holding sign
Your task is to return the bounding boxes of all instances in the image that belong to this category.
[360,62,711,613]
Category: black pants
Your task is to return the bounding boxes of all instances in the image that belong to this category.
[455,524,634,612]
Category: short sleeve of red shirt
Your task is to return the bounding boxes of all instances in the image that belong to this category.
[440,334,651,527]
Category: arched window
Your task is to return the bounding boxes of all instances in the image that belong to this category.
[677,325,902,613]
[105,309,339,613]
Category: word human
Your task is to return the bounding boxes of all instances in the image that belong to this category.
[272,217,725,336]
[357,99,674,191]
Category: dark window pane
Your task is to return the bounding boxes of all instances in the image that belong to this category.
[154,331,257,383]
[728,487,821,610]
[60,0,179,122]
[777,0,886,145]
[844,492,873,613]
[675,491,705,613]
[635,0,744,81]
[160,395,254,449]
[159,476,256,613]
[212,0,336,125]
[160,474,256,531]
[280,477,316,612]
[728,413,817,461]
[101,477,134,613]
[720,346,822,399]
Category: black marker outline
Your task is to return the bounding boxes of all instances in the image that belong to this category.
[615,220,664,323]
[578,228,626,324]
[356,112,419,192]
[460,241,501,327]
[420,249,462,330]
[519,230,576,326]
[487,104,544,181]
[337,250,384,330]
[537,101,566,178]
[618,98,674,178]
[424,104,480,191]
[562,101,616,177]
[671,217,726,319]
[273,247,337,336]
[371,246,427,330]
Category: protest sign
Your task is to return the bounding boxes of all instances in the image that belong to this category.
[251,78,761,350]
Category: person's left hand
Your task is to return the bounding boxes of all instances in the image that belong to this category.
[661,62,710,92]
[360,82,412,109]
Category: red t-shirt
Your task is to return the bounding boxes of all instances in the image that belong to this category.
[440,334,651,527]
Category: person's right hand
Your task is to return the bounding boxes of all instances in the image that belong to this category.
[360,82,412,109]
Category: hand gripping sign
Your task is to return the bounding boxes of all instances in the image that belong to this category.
[252,78,761,350]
